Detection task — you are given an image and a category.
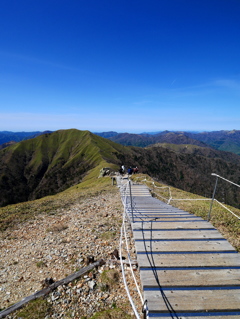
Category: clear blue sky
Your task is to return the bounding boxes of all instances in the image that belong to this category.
[0,0,240,133]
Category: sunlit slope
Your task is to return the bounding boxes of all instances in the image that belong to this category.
[0,129,126,206]
[150,143,240,163]
[1,128,240,209]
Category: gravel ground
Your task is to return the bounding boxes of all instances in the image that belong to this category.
[0,187,142,318]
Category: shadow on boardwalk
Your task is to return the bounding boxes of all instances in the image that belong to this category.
[122,180,240,318]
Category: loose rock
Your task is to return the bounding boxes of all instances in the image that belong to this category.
[1,189,142,318]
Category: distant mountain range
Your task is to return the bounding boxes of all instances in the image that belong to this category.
[95,130,240,155]
[0,131,52,149]
[187,130,240,155]
[1,129,240,155]
[0,129,240,208]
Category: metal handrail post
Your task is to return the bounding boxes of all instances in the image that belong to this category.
[208,174,219,221]
[128,180,134,223]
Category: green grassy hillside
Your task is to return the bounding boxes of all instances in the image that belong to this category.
[188,130,240,155]
[116,144,240,208]
[1,128,240,209]
[0,129,127,206]
[150,143,240,163]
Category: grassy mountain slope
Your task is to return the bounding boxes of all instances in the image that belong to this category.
[97,130,240,155]
[0,129,127,207]
[0,141,16,150]
[187,130,240,155]
[1,128,240,209]
[115,144,240,208]
[153,143,240,164]
[96,131,207,148]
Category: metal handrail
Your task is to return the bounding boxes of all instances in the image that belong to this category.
[208,173,240,221]
[134,175,240,222]
[211,173,240,188]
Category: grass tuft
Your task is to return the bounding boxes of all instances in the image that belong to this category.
[100,269,119,291]
[14,298,52,319]
[89,307,132,319]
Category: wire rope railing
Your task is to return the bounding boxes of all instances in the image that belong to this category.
[117,176,146,319]
[208,173,240,221]
[132,174,240,222]
[117,173,239,318]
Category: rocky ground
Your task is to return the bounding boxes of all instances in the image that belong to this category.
[0,187,142,318]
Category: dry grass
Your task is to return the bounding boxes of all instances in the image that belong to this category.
[99,269,120,291]
[46,222,68,233]
[0,175,113,232]
[13,298,52,319]
[89,308,132,319]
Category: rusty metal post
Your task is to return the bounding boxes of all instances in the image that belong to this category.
[208,173,219,221]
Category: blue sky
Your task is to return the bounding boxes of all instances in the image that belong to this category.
[0,0,240,133]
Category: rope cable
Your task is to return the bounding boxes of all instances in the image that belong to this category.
[118,177,143,318]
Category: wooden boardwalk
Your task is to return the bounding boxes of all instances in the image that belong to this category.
[123,181,240,318]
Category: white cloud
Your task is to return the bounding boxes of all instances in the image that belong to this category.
[213,79,240,91]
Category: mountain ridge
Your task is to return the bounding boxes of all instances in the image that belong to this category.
[1,129,240,208]
[0,129,125,206]
[95,130,240,154]
[2,129,240,155]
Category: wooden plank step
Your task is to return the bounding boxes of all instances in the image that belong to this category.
[128,193,152,196]
[131,215,194,219]
[133,221,214,230]
[140,268,240,288]
[132,212,192,216]
[132,211,196,214]
[126,194,151,197]
[133,208,187,211]
[131,201,181,206]
[137,252,240,268]
[146,315,240,319]
[133,205,191,209]
[133,204,185,208]
[119,180,240,317]
[133,229,224,240]
[144,288,240,313]
[134,239,236,252]
[132,218,206,223]
[125,187,151,195]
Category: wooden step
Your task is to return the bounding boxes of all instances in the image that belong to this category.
[133,229,224,240]
[133,221,214,230]
[137,252,240,268]
[134,239,236,252]
[118,180,240,318]
[140,268,240,288]
[144,288,240,313]
[146,315,240,319]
